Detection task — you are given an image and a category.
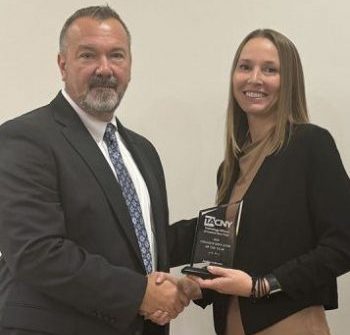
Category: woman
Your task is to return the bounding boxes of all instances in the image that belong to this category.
[192,29,350,335]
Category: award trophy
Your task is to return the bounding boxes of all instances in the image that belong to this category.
[182,200,243,279]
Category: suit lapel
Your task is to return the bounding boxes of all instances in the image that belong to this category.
[118,122,168,269]
[49,93,145,270]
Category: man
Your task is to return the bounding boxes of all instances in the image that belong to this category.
[0,6,196,335]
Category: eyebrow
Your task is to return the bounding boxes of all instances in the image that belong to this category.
[77,44,127,52]
[238,58,278,65]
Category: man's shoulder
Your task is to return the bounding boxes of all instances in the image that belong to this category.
[0,93,65,133]
[119,122,156,149]
[0,95,64,144]
[119,123,163,168]
[1,105,49,131]
[0,93,65,129]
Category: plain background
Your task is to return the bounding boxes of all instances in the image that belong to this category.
[1,1,349,334]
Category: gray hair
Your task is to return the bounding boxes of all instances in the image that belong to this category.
[59,5,131,53]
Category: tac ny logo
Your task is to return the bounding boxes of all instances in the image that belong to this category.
[203,215,233,229]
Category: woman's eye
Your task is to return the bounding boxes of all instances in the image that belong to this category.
[237,63,250,71]
[264,66,278,74]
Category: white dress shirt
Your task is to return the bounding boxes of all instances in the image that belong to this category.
[62,89,157,270]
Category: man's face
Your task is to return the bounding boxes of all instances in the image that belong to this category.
[58,17,131,121]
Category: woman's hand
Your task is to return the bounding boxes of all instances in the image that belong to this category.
[190,266,252,297]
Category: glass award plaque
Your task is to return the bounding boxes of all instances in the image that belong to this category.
[182,200,243,279]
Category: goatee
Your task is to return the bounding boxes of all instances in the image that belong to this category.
[80,75,124,116]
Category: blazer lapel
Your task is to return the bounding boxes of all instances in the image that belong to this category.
[49,93,145,270]
[118,122,168,269]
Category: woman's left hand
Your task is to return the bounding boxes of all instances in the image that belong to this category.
[190,266,252,297]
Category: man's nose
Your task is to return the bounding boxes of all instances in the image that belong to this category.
[95,56,113,76]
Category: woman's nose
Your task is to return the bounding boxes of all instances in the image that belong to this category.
[248,68,263,84]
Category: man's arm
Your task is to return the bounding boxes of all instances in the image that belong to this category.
[0,119,149,329]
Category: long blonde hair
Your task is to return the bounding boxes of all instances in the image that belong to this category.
[217,29,309,204]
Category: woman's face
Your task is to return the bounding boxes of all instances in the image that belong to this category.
[233,37,281,120]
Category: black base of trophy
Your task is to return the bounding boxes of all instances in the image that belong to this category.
[181,265,216,279]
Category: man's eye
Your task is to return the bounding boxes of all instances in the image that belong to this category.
[80,53,94,59]
[111,53,124,60]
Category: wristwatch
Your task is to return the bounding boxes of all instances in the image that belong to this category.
[265,273,282,294]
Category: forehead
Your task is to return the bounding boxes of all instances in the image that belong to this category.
[239,37,279,63]
[65,17,129,49]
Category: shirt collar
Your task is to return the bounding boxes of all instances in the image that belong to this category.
[61,88,117,144]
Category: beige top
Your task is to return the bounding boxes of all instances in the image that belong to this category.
[224,130,330,335]
[229,129,274,205]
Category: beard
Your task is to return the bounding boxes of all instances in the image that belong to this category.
[79,75,126,116]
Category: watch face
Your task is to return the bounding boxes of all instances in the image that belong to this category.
[265,274,282,294]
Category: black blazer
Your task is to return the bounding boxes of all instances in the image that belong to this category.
[0,92,193,335]
[207,124,350,335]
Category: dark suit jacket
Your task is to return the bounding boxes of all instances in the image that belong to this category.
[0,92,194,335]
[205,124,350,335]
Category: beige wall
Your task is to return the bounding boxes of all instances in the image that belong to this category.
[1,1,349,334]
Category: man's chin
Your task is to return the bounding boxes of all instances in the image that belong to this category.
[88,87,117,99]
[88,102,118,113]
[90,86,116,92]
[82,97,119,115]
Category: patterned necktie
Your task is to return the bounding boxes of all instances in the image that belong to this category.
[104,123,152,273]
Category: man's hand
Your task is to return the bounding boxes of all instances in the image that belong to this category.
[139,272,190,322]
[141,272,202,325]
[154,272,202,300]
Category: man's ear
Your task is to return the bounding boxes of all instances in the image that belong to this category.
[57,53,67,81]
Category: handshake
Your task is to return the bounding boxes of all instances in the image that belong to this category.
[139,272,202,325]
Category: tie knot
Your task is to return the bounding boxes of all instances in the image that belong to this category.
[104,123,116,143]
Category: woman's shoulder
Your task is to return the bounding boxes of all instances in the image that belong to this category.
[287,123,341,165]
[292,122,330,138]
[290,123,334,147]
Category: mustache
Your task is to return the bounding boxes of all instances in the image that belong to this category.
[89,75,118,89]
